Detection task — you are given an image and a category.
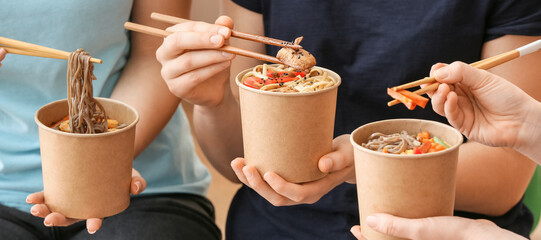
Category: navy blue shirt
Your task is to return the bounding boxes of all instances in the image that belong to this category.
[227,1,541,239]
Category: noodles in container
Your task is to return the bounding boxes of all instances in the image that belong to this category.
[236,63,341,183]
[49,49,126,133]
[350,119,463,240]
[34,49,139,219]
[241,64,337,93]
[362,130,451,154]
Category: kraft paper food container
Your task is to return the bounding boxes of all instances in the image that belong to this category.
[235,65,341,183]
[350,119,463,240]
[34,97,139,219]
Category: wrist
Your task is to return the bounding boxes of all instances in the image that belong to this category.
[515,99,541,163]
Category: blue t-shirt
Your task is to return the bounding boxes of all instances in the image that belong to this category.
[228,0,541,239]
[0,0,211,213]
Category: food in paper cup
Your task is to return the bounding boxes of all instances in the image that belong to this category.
[236,64,341,183]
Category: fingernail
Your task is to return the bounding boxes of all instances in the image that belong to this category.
[134,182,141,193]
[26,197,31,204]
[222,52,234,58]
[88,229,97,234]
[435,67,449,79]
[31,209,38,215]
[366,216,379,229]
[218,28,229,37]
[44,220,52,227]
[210,35,222,45]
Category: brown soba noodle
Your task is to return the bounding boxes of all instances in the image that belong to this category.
[67,49,108,134]
[362,131,421,154]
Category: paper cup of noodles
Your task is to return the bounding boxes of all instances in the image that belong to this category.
[236,64,341,183]
[34,97,139,219]
[350,119,463,240]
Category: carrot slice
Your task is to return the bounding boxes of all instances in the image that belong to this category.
[419,141,432,153]
[387,88,416,110]
[50,115,69,128]
[397,89,429,108]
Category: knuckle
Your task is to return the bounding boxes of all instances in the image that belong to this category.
[269,198,286,206]
[380,217,396,235]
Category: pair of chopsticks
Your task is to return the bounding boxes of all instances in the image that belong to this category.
[0,36,102,64]
[388,39,541,108]
[124,12,302,64]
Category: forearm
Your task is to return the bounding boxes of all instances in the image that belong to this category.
[111,57,180,156]
[515,100,541,164]
[193,86,243,182]
[454,142,536,215]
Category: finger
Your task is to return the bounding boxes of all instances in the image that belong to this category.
[366,213,422,239]
[444,91,464,130]
[215,16,234,29]
[318,135,353,173]
[350,226,367,240]
[166,60,231,97]
[429,63,448,77]
[160,49,234,80]
[26,191,45,204]
[262,172,314,203]
[231,158,249,185]
[166,20,231,38]
[264,165,354,203]
[435,61,495,90]
[131,168,146,195]
[156,31,225,62]
[44,212,78,227]
[318,149,351,173]
[86,218,103,234]
[0,48,6,61]
[30,204,51,218]
[243,165,290,206]
[430,83,451,116]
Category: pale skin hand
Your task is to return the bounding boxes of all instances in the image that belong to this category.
[25,0,190,234]
[0,48,6,67]
[26,169,147,234]
[350,214,526,240]
[348,54,541,240]
[428,62,541,164]
[230,135,356,206]
[156,15,245,181]
[156,16,235,107]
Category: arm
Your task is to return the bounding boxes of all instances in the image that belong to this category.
[26,0,191,233]
[452,35,541,215]
[111,0,189,156]
[190,0,265,182]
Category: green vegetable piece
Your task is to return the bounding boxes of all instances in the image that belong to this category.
[433,137,450,148]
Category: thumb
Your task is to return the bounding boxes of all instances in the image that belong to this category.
[367,213,470,240]
[86,218,103,234]
[433,61,499,90]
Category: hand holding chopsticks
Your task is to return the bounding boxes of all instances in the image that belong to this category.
[124,12,303,64]
[388,39,541,109]
[0,36,102,64]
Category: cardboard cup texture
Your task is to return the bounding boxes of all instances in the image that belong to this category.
[236,66,341,183]
[35,97,139,219]
[350,119,463,240]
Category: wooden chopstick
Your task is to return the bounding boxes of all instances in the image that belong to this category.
[150,12,303,50]
[0,36,102,64]
[124,22,282,64]
[387,43,537,107]
[1,46,66,60]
